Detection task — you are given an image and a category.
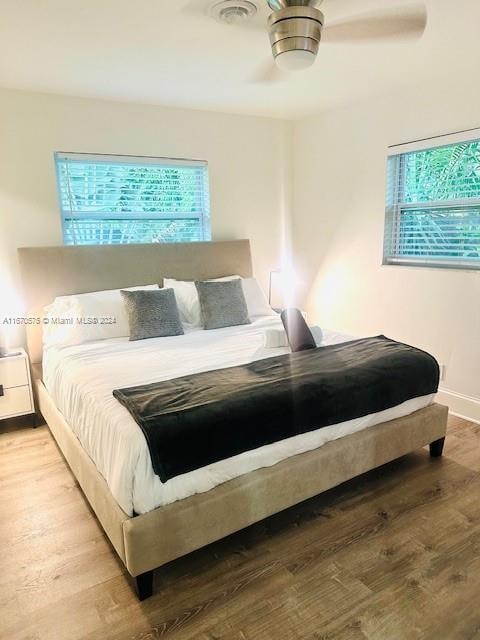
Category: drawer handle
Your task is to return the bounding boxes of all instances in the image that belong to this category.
[0,385,3,397]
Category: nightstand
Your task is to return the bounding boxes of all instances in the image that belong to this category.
[0,348,35,421]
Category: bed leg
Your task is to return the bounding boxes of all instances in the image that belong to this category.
[31,412,41,428]
[429,437,445,458]
[135,570,154,601]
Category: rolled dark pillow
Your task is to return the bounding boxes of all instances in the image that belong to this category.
[281,308,317,353]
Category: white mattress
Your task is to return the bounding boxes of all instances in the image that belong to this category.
[43,316,434,515]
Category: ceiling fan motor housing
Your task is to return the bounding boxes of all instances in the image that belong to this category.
[268,4,324,64]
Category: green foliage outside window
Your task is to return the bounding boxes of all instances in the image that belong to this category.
[56,157,211,245]
[385,140,480,266]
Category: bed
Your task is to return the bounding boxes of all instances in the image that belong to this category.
[18,240,448,600]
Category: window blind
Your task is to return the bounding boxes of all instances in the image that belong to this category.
[384,136,480,269]
[55,152,211,246]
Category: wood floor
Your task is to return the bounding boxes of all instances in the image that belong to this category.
[1,414,480,640]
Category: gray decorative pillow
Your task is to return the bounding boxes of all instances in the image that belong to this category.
[195,279,251,330]
[120,288,184,341]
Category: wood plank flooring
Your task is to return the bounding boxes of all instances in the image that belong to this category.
[1,414,479,640]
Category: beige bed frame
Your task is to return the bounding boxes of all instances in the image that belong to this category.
[18,240,448,600]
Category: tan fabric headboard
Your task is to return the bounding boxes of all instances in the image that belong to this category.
[18,240,253,364]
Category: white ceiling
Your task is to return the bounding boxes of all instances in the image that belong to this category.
[0,0,478,120]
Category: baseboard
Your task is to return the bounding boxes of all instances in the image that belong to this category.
[436,387,480,425]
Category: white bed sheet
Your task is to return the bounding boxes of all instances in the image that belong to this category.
[43,316,434,515]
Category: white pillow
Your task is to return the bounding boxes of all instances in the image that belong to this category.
[164,276,276,327]
[43,284,159,347]
[241,277,277,318]
[163,278,202,327]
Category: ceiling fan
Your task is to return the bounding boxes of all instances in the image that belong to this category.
[184,0,427,80]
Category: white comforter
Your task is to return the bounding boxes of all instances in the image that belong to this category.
[43,316,434,515]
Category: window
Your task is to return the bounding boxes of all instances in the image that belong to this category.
[55,152,211,245]
[384,133,480,269]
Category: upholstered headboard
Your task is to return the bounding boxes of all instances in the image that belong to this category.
[18,240,253,364]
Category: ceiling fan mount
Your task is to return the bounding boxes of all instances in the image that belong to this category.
[267,0,322,10]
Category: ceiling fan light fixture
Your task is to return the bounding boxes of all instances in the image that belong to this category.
[268,5,323,71]
[275,48,316,70]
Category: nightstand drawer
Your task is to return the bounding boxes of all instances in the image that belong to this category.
[0,357,29,389]
[0,385,33,418]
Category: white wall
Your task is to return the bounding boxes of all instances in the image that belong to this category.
[293,85,480,419]
[2,85,478,419]
[0,88,292,341]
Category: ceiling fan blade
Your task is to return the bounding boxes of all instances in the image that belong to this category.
[250,59,287,84]
[323,3,427,44]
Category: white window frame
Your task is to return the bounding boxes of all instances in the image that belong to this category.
[384,128,480,271]
[55,152,211,246]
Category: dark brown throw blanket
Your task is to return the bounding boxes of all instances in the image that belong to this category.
[113,336,439,483]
